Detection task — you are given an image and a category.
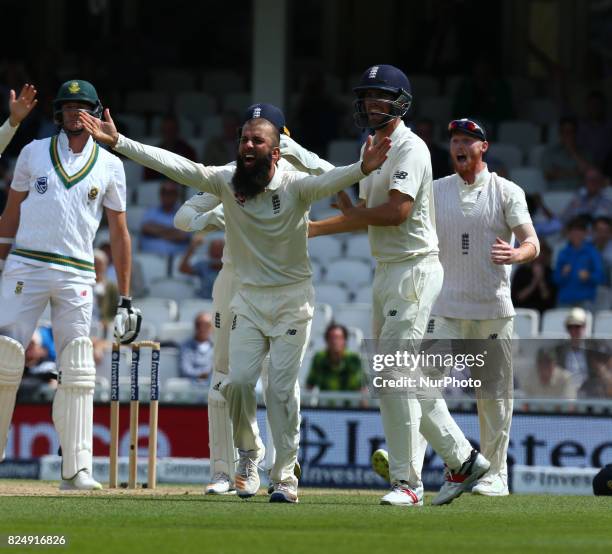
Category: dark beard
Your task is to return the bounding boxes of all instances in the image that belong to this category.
[232,153,273,200]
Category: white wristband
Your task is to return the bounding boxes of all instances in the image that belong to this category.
[0,237,14,245]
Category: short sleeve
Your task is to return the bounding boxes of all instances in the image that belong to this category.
[10,142,33,192]
[102,155,127,211]
[388,141,431,199]
[502,180,532,229]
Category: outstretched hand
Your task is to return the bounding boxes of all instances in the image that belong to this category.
[490,236,518,265]
[79,108,119,147]
[9,84,38,126]
[331,190,355,215]
[361,135,391,175]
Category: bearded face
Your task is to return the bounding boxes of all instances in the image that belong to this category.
[232,150,274,200]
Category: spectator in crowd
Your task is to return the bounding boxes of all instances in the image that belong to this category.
[555,308,590,390]
[542,117,592,191]
[140,180,191,256]
[202,111,240,165]
[578,343,612,399]
[93,249,119,332]
[593,216,612,277]
[179,236,224,299]
[560,168,612,224]
[413,118,452,179]
[512,240,557,313]
[143,114,196,181]
[577,91,612,168]
[521,348,576,400]
[554,217,605,309]
[24,329,56,382]
[179,312,214,382]
[306,324,363,391]
[526,193,563,238]
[452,58,514,127]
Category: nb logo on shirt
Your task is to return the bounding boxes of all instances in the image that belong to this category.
[387,310,397,317]
[489,333,498,339]
[272,194,281,214]
[286,329,297,336]
[393,171,408,180]
[461,233,470,254]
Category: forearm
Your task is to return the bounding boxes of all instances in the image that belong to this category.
[309,215,368,237]
[303,162,365,203]
[514,241,538,264]
[175,203,225,233]
[114,134,215,192]
[0,211,20,259]
[0,118,18,155]
[109,226,132,297]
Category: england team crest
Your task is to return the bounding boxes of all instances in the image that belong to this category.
[35,177,48,194]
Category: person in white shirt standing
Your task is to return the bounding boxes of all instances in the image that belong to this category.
[173,103,330,496]
[79,105,390,503]
[0,80,141,491]
[310,65,490,507]
[424,118,540,496]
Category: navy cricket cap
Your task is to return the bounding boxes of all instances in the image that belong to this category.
[448,118,487,141]
[593,465,612,496]
[242,103,289,135]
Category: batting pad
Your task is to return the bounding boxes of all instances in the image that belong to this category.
[52,337,96,479]
[0,335,25,460]
[208,372,236,478]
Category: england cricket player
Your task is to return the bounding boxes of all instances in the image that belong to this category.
[0,80,142,490]
[309,65,489,506]
[0,84,38,158]
[423,118,539,496]
[79,106,389,503]
[173,104,330,495]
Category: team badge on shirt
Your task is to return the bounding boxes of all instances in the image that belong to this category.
[35,177,48,194]
[88,186,99,201]
[14,281,24,295]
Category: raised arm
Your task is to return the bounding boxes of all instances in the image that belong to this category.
[280,135,335,175]
[0,84,38,154]
[79,110,222,195]
[174,192,224,233]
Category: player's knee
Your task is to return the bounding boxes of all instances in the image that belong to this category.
[57,337,96,389]
[0,335,26,386]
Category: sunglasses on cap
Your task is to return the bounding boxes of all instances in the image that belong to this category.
[448,119,485,136]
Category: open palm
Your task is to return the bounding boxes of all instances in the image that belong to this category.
[79,109,119,146]
[9,84,38,125]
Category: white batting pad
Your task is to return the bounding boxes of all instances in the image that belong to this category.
[0,336,25,460]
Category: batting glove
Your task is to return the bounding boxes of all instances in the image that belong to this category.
[114,295,142,344]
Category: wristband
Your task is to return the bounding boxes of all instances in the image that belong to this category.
[117,295,132,309]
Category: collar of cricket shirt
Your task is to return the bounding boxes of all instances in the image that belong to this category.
[460,164,490,188]
[51,130,99,189]
[265,164,283,191]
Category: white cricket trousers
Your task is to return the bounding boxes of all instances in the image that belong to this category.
[424,316,514,480]
[373,255,472,487]
[221,280,313,486]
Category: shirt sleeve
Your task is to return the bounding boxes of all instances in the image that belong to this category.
[387,141,431,199]
[103,155,127,211]
[10,141,32,191]
[502,180,532,228]
[0,118,18,155]
[114,134,224,196]
[293,162,366,204]
[174,192,224,232]
[280,135,336,175]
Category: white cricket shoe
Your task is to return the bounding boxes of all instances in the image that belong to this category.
[432,450,490,506]
[269,482,299,504]
[235,449,263,498]
[267,460,302,495]
[60,469,102,491]
[472,473,509,496]
[205,473,236,495]
[380,482,423,506]
[371,448,390,482]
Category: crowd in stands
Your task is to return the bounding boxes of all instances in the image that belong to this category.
[2,59,612,405]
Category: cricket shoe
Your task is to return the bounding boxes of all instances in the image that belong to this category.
[472,473,509,496]
[205,473,236,495]
[371,448,390,482]
[267,461,302,495]
[60,469,102,491]
[431,450,490,506]
[269,482,299,504]
[380,482,423,506]
[235,449,264,498]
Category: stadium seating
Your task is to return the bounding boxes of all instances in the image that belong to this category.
[541,308,593,337]
[415,96,452,124]
[200,69,245,96]
[222,92,252,113]
[526,98,559,126]
[123,159,145,186]
[498,121,541,154]
[529,144,548,168]
[327,140,360,166]
[541,191,573,214]
[151,68,197,93]
[148,278,197,301]
[125,91,170,114]
[314,283,351,307]
[126,205,148,233]
[150,115,197,138]
[178,298,214,322]
[509,167,546,193]
[333,303,372,337]
[344,233,371,261]
[513,308,540,338]
[201,115,224,138]
[133,253,170,283]
[309,236,344,265]
[311,302,334,339]
[158,321,193,345]
[487,143,523,170]
[175,92,217,120]
[114,113,147,137]
[138,297,179,331]
[135,181,164,207]
[352,286,373,304]
[410,74,440,97]
[325,259,373,294]
[593,311,612,337]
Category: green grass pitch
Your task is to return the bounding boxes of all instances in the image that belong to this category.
[0,483,610,554]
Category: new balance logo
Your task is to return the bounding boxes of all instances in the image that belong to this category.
[489,333,498,339]
[388,310,397,317]
[286,329,297,336]
[272,194,281,214]
[461,233,469,254]
[215,312,221,329]
[368,66,379,79]
[393,171,408,180]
